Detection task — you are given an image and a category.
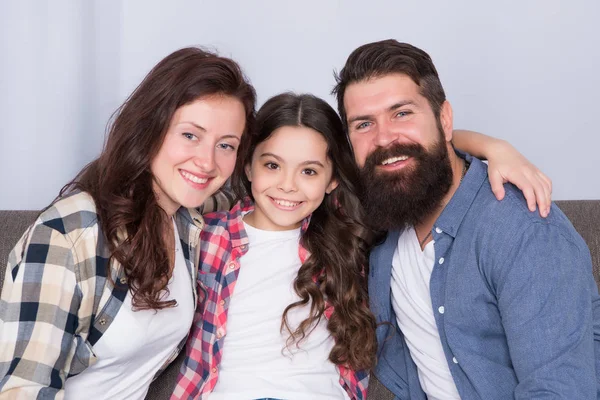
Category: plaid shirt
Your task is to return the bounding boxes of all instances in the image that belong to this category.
[0,189,231,399]
[172,198,369,400]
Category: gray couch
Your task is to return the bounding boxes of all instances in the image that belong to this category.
[1,200,599,399]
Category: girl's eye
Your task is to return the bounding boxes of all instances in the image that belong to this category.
[217,143,236,151]
[182,132,196,140]
[302,169,317,176]
[265,162,279,170]
[356,121,372,130]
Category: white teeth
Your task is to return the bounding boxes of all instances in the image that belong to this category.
[181,171,208,184]
[274,199,300,207]
[381,155,409,165]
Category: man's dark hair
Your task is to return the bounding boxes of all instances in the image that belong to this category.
[332,39,446,131]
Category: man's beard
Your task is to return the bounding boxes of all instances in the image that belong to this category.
[359,136,453,231]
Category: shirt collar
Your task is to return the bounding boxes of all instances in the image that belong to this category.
[434,152,488,238]
[176,207,204,230]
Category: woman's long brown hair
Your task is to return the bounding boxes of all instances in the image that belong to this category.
[61,47,256,310]
[232,93,377,371]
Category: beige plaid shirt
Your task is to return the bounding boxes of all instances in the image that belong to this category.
[0,189,232,399]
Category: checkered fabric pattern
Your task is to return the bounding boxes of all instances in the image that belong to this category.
[172,198,369,400]
[0,189,221,398]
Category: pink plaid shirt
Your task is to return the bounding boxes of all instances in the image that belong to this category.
[171,198,369,399]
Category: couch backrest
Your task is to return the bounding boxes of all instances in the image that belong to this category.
[1,201,600,291]
[555,200,600,285]
[0,210,39,288]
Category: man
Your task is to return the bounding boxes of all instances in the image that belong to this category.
[333,40,600,399]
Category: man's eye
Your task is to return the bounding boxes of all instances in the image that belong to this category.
[395,110,411,118]
[356,121,371,130]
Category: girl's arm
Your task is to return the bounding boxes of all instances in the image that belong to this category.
[453,130,552,217]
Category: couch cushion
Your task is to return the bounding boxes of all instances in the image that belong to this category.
[145,349,184,399]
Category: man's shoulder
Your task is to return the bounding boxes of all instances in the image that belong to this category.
[466,181,587,260]
[474,181,577,235]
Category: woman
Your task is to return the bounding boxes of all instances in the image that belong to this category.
[0,47,255,399]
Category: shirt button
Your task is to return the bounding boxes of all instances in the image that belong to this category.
[452,357,458,364]
[119,277,127,284]
[438,257,445,265]
[211,367,217,373]
[438,306,445,314]
[216,331,223,339]
[228,262,236,270]
[435,227,442,234]
[99,318,106,325]
[219,300,225,306]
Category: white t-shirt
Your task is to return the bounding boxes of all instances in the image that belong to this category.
[209,221,349,400]
[390,227,460,400]
[64,220,194,400]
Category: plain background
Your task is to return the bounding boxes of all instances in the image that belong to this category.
[1,0,599,209]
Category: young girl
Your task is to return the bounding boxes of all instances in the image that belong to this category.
[171,93,553,400]
[0,47,256,399]
[174,92,376,400]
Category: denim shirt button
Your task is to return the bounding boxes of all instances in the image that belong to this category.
[438,306,445,314]
[435,227,442,234]
[452,356,458,364]
[439,257,445,265]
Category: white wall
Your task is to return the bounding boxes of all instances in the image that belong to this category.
[1,0,599,209]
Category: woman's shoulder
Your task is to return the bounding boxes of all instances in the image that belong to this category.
[38,191,99,231]
[9,191,107,285]
[31,191,102,250]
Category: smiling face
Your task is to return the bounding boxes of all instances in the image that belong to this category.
[344,73,453,169]
[244,125,338,231]
[151,95,246,216]
[343,73,455,229]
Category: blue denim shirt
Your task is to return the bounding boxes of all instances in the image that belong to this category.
[369,154,600,399]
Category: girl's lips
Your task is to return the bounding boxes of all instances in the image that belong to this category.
[268,196,303,211]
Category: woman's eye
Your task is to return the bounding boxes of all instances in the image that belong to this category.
[265,162,279,170]
[302,169,317,176]
[182,132,196,140]
[217,143,235,151]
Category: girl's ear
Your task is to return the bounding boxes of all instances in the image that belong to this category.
[245,164,252,182]
[325,179,338,194]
